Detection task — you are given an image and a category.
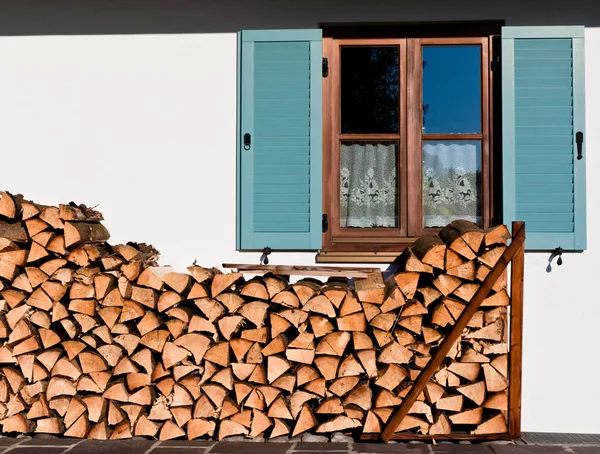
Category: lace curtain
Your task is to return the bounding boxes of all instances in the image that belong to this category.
[340,142,397,228]
[422,142,481,228]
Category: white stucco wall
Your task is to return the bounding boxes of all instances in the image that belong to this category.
[0,29,599,433]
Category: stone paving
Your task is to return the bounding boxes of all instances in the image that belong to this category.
[0,438,598,454]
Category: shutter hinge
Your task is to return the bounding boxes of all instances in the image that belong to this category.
[322,58,329,78]
[322,214,329,233]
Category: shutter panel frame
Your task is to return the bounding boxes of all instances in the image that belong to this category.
[502,26,586,251]
[237,29,323,251]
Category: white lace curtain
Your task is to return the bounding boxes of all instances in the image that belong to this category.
[422,142,481,228]
[340,142,397,228]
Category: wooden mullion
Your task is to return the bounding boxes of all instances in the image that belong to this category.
[421,133,483,140]
[380,222,526,441]
[509,231,525,439]
[331,229,405,239]
[406,38,422,237]
[339,134,400,140]
[399,39,409,239]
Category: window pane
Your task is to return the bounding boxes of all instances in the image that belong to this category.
[341,47,399,134]
[341,141,398,228]
[422,46,481,134]
[422,141,481,228]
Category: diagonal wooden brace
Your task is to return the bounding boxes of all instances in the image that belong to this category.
[380,222,526,442]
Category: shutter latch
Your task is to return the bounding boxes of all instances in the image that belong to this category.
[553,247,563,266]
[322,58,329,78]
[322,214,329,233]
[576,131,584,160]
[260,247,272,265]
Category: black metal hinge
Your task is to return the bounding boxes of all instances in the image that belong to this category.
[322,58,329,78]
[322,214,329,233]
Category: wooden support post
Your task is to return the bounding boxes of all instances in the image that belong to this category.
[380,222,525,442]
[508,221,525,439]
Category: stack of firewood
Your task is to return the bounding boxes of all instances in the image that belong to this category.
[0,191,511,440]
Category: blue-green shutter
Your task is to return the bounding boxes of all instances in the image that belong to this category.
[237,30,322,251]
[502,26,586,251]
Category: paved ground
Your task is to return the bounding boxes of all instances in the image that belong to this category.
[0,438,598,454]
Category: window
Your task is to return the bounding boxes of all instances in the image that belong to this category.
[321,34,493,261]
[237,26,586,258]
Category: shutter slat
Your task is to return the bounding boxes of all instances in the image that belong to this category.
[516,155,572,165]
[518,203,574,213]
[256,146,310,156]
[255,126,310,137]
[518,165,573,175]
[255,51,310,62]
[516,183,573,194]
[515,49,572,59]
[255,203,310,214]
[255,78,310,90]
[514,39,573,50]
[256,137,310,147]
[518,221,574,232]
[255,193,310,204]
[516,68,573,78]
[254,42,310,52]
[515,115,574,126]
[254,61,310,72]
[516,77,573,88]
[516,135,572,146]
[255,223,310,232]
[517,174,573,184]
[503,27,586,250]
[255,165,311,175]
[519,193,573,204]
[256,98,309,110]
[514,145,573,154]
[515,126,573,135]
[515,87,573,98]
[256,155,309,166]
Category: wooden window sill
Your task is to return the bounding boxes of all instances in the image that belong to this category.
[316,249,406,264]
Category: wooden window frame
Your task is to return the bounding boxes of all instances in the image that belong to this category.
[319,34,494,263]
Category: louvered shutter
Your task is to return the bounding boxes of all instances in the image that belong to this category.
[502,26,586,250]
[237,30,322,250]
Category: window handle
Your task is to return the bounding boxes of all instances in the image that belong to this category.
[576,131,583,160]
[244,133,251,150]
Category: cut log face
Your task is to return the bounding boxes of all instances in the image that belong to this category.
[292,405,317,437]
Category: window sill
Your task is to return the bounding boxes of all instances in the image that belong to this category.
[316,249,405,264]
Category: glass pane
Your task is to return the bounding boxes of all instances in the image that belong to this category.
[422,141,481,228]
[341,46,399,134]
[340,141,398,228]
[422,46,481,134]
